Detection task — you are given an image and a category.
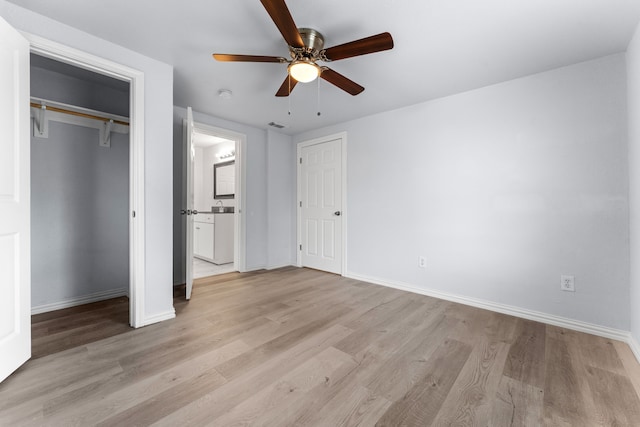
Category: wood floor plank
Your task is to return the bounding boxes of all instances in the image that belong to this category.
[42,340,249,426]
[365,314,461,402]
[209,346,356,426]
[302,383,392,427]
[289,300,450,426]
[502,319,546,388]
[543,335,591,426]
[430,339,510,425]
[575,332,627,376]
[374,339,473,426]
[613,340,640,400]
[40,317,268,418]
[2,267,640,425]
[334,298,443,358]
[150,324,354,426]
[490,376,544,427]
[214,305,352,381]
[583,365,640,425]
[97,367,227,427]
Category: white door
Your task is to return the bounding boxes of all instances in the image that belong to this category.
[0,17,31,383]
[185,107,195,299]
[299,138,343,274]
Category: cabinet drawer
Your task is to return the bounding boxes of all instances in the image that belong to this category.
[195,214,214,224]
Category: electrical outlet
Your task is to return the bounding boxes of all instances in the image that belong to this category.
[561,275,575,292]
[418,256,426,268]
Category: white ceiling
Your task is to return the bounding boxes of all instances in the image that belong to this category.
[11,0,640,134]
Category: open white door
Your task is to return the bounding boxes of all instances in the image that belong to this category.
[0,17,31,382]
[185,107,195,299]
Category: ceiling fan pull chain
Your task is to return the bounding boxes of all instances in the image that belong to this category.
[317,77,321,116]
[288,75,291,115]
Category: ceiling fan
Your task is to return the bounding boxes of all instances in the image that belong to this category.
[213,0,394,97]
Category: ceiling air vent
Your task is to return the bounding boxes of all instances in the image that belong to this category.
[268,121,286,129]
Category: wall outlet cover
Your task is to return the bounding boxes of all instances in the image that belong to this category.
[418,256,426,268]
[561,275,575,292]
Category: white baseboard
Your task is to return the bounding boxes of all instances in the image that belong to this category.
[629,335,640,363]
[266,263,294,271]
[143,309,176,327]
[31,288,128,315]
[345,272,631,343]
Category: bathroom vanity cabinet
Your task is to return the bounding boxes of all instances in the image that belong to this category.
[193,212,234,264]
[194,214,214,262]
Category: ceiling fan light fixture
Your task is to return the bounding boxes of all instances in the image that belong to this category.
[288,59,320,83]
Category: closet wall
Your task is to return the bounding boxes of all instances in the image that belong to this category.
[30,55,130,311]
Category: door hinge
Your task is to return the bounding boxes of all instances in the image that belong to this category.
[299,158,302,164]
[299,244,302,251]
[132,210,136,218]
[299,201,302,207]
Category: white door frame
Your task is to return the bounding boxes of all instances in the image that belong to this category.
[25,33,146,328]
[187,120,247,273]
[296,132,347,275]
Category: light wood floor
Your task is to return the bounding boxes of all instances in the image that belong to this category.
[2,267,640,426]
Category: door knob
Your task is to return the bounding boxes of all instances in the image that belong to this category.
[334,211,341,216]
[193,209,199,215]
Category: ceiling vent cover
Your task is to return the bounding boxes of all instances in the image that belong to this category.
[268,121,286,129]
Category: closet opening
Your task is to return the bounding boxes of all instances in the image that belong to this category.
[29,53,133,356]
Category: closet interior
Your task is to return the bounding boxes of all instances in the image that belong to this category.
[30,54,131,320]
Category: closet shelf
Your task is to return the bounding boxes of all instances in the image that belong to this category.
[30,97,129,148]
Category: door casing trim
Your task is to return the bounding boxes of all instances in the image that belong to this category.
[25,33,146,328]
[296,132,347,275]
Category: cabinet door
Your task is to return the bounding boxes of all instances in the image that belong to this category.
[193,222,202,257]
[195,222,214,261]
[213,214,234,264]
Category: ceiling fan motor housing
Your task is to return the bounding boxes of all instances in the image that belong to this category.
[295,28,325,58]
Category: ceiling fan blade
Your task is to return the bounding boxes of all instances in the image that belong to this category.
[213,53,287,63]
[323,32,394,61]
[320,68,364,96]
[260,0,305,49]
[275,74,298,97]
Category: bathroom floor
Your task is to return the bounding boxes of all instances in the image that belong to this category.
[193,258,235,278]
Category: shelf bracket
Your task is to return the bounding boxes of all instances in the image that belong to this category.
[100,119,113,148]
[33,103,49,138]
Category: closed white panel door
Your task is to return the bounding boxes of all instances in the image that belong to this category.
[185,107,195,299]
[300,139,342,274]
[0,17,30,383]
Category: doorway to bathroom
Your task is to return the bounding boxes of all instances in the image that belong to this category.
[192,131,237,278]
[184,111,245,300]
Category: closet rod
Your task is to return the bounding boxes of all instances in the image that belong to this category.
[30,102,129,126]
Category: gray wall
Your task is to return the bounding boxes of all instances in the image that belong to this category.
[30,61,129,117]
[628,24,640,347]
[30,65,129,309]
[2,1,175,322]
[266,130,295,269]
[295,54,630,330]
[172,108,295,284]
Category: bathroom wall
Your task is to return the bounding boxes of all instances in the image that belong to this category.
[193,141,236,213]
[204,141,236,209]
